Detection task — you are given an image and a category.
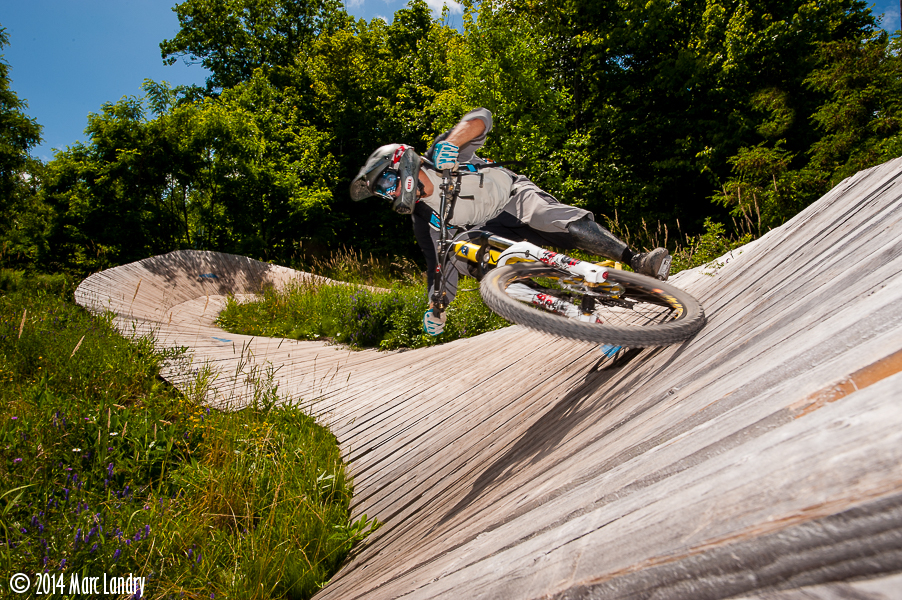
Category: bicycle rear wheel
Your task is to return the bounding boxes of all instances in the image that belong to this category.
[480,262,705,346]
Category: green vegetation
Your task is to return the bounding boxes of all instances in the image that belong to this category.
[217,249,508,350]
[4,1,902,276]
[0,274,377,598]
[670,219,756,274]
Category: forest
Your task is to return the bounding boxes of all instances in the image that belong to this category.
[2,0,902,277]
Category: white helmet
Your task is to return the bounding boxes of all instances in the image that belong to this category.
[350,144,421,214]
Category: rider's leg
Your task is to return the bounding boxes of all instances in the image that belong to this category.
[565,215,628,262]
[566,215,671,281]
[498,180,672,280]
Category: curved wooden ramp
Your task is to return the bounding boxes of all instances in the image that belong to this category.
[75,157,902,599]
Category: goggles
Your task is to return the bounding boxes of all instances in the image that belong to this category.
[373,169,400,199]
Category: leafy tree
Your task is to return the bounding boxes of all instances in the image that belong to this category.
[434,1,572,189]
[160,0,349,90]
[295,1,462,256]
[41,77,337,273]
[0,26,45,268]
[805,32,902,184]
[486,0,880,234]
[716,30,902,231]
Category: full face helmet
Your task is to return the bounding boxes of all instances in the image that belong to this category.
[350,144,421,214]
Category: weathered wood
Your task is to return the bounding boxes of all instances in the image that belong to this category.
[734,571,902,599]
[74,158,902,599]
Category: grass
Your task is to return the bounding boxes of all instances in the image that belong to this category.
[599,213,757,274]
[0,272,376,599]
[217,249,509,351]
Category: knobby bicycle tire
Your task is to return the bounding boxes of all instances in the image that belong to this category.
[480,263,706,346]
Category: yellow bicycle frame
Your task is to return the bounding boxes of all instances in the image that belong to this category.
[451,239,624,271]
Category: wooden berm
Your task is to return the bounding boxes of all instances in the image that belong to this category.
[76,157,902,599]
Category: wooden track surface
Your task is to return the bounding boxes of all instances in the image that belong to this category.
[75,157,902,599]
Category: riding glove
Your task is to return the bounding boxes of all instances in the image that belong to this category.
[432,141,459,170]
[423,309,447,336]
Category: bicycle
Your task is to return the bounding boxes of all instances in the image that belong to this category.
[428,166,706,347]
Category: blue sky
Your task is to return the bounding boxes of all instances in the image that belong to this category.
[1,0,898,162]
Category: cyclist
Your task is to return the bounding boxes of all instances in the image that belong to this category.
[350,107,671,335]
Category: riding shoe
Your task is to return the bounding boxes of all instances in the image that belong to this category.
[630,248,672,281]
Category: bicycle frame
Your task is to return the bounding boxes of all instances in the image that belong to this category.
[451,235,614,283]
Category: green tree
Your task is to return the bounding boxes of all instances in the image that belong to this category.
[805,32,902,184]
[487,0,879,234]
[295,1,462,256]
[434,1,572,194]
[0,26,45,268]
[160,0,349,90]
[41,77,337,273]
[716,30,902,231]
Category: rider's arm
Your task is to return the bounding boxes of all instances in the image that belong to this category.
[446,118,485,148]
[450,108,493,163]
[411,212,462,305]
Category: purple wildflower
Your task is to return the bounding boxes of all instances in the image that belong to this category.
[13,458,22,463]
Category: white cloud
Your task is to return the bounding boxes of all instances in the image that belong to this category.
[346,0,364,8]
[880,9,900,32]
[425,0,463,16]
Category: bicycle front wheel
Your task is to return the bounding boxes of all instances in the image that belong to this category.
[480,263,705,346]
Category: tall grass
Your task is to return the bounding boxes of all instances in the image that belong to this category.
[600,212,757,274]
[0,273,376,599]
[217,276,508,351]
[218,248,508,351]
[299,247,423,289]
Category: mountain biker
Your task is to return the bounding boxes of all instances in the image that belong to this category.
[350,107,672,336]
